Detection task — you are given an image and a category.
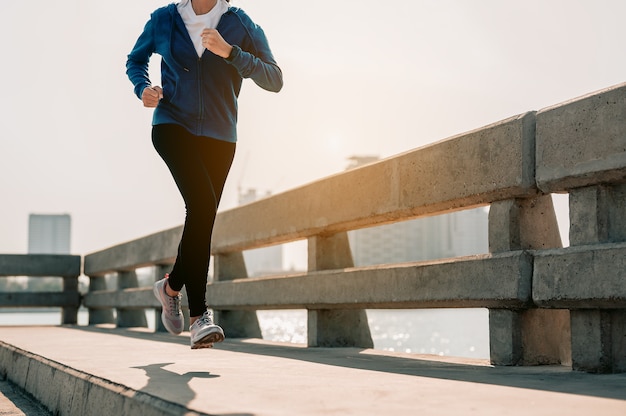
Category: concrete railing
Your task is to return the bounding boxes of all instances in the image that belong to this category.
[49,82,626,373]
[0,254,81,324]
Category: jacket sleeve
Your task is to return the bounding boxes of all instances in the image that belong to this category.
[226,25,283,93]
[125,15,156,100]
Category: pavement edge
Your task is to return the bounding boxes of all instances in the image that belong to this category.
[0,340,210,416]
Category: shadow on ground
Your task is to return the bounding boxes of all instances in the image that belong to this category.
[70,325,626,402]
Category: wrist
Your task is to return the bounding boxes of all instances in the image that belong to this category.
[225,45,239,61]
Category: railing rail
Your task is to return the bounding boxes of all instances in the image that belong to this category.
[0,254,81,324]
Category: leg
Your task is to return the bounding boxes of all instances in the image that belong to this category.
[152,124,235,318]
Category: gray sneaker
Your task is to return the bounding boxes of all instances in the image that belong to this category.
[153,274,184,335]
[190,310,225,349]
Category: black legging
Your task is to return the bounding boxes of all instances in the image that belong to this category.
[152,124,236,317]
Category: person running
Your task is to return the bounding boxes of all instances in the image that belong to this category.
[126,0,282,349]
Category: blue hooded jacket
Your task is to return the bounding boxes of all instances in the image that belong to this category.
[126,3,283,142]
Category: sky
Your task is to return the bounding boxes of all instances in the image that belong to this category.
[1,0,625,261]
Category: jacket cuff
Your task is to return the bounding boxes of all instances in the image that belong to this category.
[225,45,241,62]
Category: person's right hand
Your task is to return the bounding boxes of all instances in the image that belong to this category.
[142,86,163,108]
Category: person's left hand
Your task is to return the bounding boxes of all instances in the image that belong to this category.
[201,28,233,58]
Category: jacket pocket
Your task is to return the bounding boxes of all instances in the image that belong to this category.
[166,78,198,117]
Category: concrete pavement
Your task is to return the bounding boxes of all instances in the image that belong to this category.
[1,325,625,416]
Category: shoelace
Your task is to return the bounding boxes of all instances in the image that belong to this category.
[167,293,182,316]
[196,312,213,327]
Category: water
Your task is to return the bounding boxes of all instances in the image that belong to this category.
[257,309,489,359]
[0,308,489,359]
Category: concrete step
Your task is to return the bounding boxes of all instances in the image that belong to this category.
[1,325,626,416]
[0,379,50,416]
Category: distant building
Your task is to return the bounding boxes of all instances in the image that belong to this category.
[237,155,488,273]
[28,214,71,254]
[239,189,284,277]
[345,156,488,266]
[25,214,72,291]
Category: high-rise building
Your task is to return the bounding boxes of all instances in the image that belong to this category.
[26,214,72,291]
[28,214,71,254]
[344,157,488,266]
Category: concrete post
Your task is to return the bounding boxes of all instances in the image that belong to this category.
[213,252,262,338]
[488,195,571,366]
[153,265,190,333]
[87,275,114,325]
[116,270,147,328]
[569,184,626,245]
[569,184,626,372]
[307,232,373,348]
[61,276,79,325]
[489,309,522,365]
[570,310,626,373]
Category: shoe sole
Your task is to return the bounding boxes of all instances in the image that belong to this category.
[191,331,225,349]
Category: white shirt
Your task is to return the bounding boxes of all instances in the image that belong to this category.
[177,0,230,57]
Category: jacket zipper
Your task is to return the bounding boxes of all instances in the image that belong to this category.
[197,56,203,134]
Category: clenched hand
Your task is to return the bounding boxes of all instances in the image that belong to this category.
[142,86,163,108]
[201,28,233,58]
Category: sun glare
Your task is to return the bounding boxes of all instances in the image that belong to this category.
[324,132,344,154]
